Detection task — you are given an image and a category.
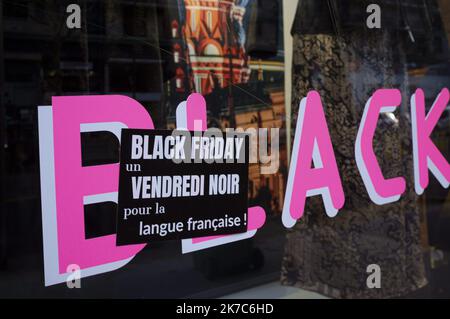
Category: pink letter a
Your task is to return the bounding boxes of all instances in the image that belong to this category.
[282,91,345,228]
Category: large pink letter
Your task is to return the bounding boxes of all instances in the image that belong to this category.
[355,89,406,205]
[38,95,153,286]
[282,91,345,228]
[411,88,450,194]
[178,94,267,253]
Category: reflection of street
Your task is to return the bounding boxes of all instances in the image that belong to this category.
[221,281,328,299]
[408,61,450,299]
[0,213,286,298]
[120,216,286,299]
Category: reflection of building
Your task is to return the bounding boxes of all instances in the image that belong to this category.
[1,1,181,127]
[438,0,450,46]
[166,0,286,214]
[240,90,286,215]
[172,0,251,96]
[167,87,287,215]
[1,0,180,175]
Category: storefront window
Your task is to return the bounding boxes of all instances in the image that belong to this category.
[0,0,449,299]
[0,0,285,298]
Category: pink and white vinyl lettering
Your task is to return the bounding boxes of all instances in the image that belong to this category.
[282,91,345,228]
[177,93,267,253]
[355,89,406,205]
[176,93,207,131]
[411,88,450,195]
[38,95,153,286]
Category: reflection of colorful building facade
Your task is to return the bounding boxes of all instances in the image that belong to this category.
[238,90,287,215]
[172,0,251,95]
[167,0,286,215]
[167,89,287,215]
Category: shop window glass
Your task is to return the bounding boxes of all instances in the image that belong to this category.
[0,0,449,300]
